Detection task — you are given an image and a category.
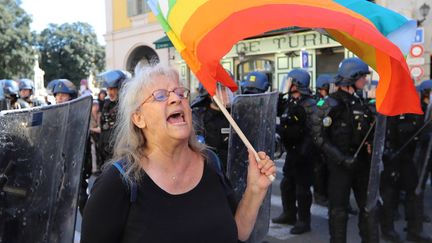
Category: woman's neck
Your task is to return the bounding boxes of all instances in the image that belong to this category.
[144,140,194,170]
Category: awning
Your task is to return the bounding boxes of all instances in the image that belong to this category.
[153,35,173,49]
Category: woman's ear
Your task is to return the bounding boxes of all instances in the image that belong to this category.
[132,111,146,129]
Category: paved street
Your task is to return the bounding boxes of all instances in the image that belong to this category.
[74,154,432,243]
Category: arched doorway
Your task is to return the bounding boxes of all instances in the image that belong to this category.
[126,46,160,74]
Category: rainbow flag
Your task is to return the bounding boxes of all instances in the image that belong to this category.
[148,0,421,116]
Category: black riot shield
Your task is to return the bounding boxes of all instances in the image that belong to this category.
[366,114,386,212]
[414,100,432,195]
[0,95,92,243]
[227,91,278,243]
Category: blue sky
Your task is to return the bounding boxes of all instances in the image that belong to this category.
[21,0,106,45]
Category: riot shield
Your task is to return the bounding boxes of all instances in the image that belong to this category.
[0,95,92,243]
[366,114,386,212]
[412,96,432,195]
[415,134,432,195]
[227,91,278,243]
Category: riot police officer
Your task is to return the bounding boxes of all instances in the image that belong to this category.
[191,82,233,172]
[272,69,316,234]
[240,71,270,94]
[312,74,333,206]
[311,57,378,242]
[380,113,432,242]
[98,70,128,167]
[52,79,78,104]
[52,79,87,213]
[18,79,43,108]
[315,74,332,100]
[2,80,21,110]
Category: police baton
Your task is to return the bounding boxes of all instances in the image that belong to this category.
[353,119,376,160]
[390,118,432,161]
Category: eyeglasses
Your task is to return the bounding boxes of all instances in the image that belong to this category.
[141,87,190,104]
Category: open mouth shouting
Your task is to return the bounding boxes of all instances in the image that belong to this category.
[167,110,186,125]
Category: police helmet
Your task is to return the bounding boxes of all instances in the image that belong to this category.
[240,71,269,94]
[287,69,311,95]
[189,83,210,108]
[2,79,19,98]
[98,70,130,89]
[419,80,432,92]
[18,79,35,92]
[198,83,209,97]
[316,74,333,90]
[53,79,78,99]
[335,58,370,86]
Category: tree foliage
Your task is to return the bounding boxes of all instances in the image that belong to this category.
[0,0,36,79]
[37,22,105,86]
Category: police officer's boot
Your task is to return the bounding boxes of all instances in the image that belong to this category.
[406,196,432,243]
[290,188,312,234]
[358,208,380,243]
[329,208,348,243]
[380,188,402,243]
[272,177,296,225]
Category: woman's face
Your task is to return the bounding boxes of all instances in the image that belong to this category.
[135,75,192,144]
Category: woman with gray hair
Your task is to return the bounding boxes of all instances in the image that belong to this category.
[80,64,276,243]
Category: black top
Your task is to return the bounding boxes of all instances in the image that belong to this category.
[81,161,238,243]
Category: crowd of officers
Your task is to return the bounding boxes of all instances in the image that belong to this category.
[0,72,127,215]
[190,57,432,243]
[2,58,432,242]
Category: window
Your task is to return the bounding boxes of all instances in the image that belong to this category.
[128,0,151,17]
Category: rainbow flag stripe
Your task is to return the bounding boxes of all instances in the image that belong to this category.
[148,0,421,115]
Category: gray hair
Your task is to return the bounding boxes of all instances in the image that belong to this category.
[108,63,206,183]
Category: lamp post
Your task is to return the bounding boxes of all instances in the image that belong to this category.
[418,3,431,26]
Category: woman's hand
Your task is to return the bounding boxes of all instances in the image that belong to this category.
[235,150,277,241]
[246,150,276,194]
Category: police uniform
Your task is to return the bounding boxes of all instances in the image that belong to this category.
[312,88,330,205]
[278,94,316,232]
[192,101,230,173]
[311,58,379,242]
[96,69,129,167]
[380,114,432,242]
[314,89,377,242]
[99,99,118,167]
[272,69,317,234]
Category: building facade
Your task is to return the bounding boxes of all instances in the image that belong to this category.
[105,0,432,91]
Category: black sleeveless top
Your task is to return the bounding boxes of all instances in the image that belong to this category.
[81,161,238,243]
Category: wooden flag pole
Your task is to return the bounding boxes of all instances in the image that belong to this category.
[212,95,275,182]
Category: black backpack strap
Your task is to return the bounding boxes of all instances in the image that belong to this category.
[204,149,232,196]
[113,160,137,203]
